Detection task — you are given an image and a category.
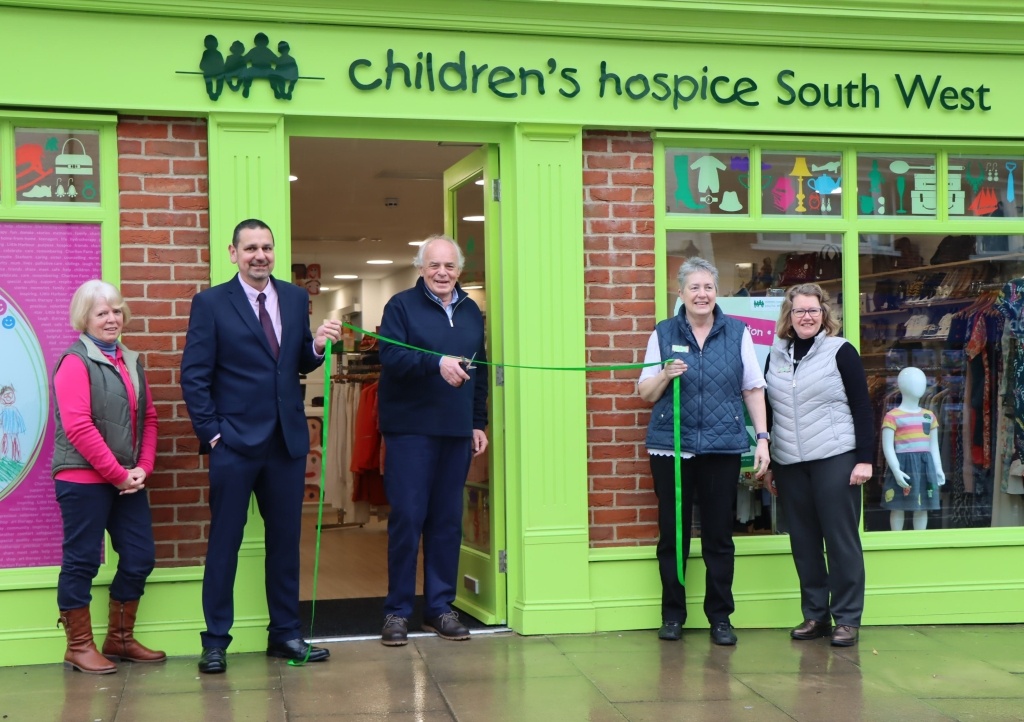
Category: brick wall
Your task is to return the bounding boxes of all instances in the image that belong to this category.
[583,130,658,546]
[118,116,211,566]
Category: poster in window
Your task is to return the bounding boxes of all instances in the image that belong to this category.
[0,222,102,568]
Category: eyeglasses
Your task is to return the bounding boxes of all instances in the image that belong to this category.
[791,308,822,318]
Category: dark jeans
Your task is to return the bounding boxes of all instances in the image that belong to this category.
[774,451,865,627]
[382,434,473,619]
[55,480,155,610]
[650,453,740,625]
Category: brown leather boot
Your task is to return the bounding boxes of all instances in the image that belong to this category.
[58,607,117,675]
[101,599,167,663]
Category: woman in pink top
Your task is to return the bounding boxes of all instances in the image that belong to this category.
[51,280,163,674]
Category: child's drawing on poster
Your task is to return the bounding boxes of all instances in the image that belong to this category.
[0,289,47,501]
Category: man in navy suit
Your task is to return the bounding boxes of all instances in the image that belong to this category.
[181,218,342,674]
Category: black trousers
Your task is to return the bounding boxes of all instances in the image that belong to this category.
[55,480,155,610]
[201,430,305,649]
[774,451,865,627]
[650,453,739,625]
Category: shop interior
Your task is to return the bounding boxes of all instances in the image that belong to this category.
[288,137,487,635]
[665,149,1024,536]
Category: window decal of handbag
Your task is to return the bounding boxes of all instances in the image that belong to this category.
[55,138,93,176]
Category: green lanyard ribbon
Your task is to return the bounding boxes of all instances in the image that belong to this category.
[298,324,688,652]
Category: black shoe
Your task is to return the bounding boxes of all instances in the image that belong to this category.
[423,611,470,641]
[830,625,859,647]
[710,621,737,646]
[381,615,409,647]
[790,619,832,640]
[266,638,330,662]
[198,647,227,674]
[657,621,682,641]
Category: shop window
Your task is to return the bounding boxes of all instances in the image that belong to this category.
[657,137,1024,537]
[664,231,844,536]
[859,234,1024,531]
[760,152,842,217]
[665,148,749,216]
[1,115,113,571]
[856,153,937,218]
[14,128,101,205]
[948,153,1024,224]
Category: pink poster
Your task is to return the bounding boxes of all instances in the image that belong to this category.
[0,222,102,568]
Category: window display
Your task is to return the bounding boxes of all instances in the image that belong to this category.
[659,141,1024,536]
[859,234,1024,530]
[665,148,750,216]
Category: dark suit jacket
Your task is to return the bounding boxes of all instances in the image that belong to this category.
[181,274,323,460]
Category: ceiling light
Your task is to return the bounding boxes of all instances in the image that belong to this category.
[366,259,394,265]
[463,284,484,290]
[288,175,298,182]
[475,179,484,185]
[319,286,332,292]
[408,240,426,246]
[462,215,485,222]
[333,274,358,280]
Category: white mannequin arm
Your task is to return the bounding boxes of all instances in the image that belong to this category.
[881,426,911,489]
[929,421,945,486]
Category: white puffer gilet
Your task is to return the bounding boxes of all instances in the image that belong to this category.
[766,333,856,465]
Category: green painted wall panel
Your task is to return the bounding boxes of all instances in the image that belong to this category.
[504,124,595,634]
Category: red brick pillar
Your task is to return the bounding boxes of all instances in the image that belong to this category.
[117,117,211,566]
[582,131,658,547]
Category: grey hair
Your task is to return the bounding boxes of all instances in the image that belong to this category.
[69,280,130,332]
[677,257,719,290]
[413,234,465,271]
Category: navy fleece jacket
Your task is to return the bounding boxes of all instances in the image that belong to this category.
[377,277,488,437]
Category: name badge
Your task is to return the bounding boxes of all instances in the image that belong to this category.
[671,344,689,354]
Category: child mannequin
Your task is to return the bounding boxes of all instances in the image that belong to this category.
[881,367,945,530]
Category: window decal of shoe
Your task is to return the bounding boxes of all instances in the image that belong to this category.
[21,185,52,198]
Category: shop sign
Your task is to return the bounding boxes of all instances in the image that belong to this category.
[184,34,994,113]
[185,33,322,101]
[348,53,992,112]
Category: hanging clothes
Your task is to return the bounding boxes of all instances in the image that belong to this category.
[351,381,388,506]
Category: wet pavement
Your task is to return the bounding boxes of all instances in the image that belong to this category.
[2,624,1023,721]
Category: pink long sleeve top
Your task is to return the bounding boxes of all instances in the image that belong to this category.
[53,350,159,485]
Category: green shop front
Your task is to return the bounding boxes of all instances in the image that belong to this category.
[1,1,1023,667]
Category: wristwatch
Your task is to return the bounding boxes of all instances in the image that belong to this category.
[756,432,770,441]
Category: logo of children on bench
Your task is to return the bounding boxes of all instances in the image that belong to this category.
[194,33,320,101]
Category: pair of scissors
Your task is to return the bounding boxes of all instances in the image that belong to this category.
[463,352,477,370]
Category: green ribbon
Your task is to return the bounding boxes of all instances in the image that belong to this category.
[296,321,688,645]
[291,338,332,666]
[673,376,684,586]
[343,323,660,373]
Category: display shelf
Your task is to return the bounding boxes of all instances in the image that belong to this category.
[858,251,1024,282]
[861,297,973,317]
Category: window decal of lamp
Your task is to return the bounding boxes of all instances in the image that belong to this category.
[788,156,812,213]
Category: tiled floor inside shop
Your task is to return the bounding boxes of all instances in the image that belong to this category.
[2,624,1023,721]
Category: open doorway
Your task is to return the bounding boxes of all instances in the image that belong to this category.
[288,136,499,637]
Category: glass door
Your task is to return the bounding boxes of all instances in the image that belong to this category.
[444,146,506,624]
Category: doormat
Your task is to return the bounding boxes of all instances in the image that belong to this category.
[299,596,491,638]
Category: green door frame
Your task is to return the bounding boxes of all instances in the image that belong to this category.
[282,117,513,625]
[443,146,507,624]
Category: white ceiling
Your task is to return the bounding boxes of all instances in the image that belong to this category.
[288,137,483,285]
